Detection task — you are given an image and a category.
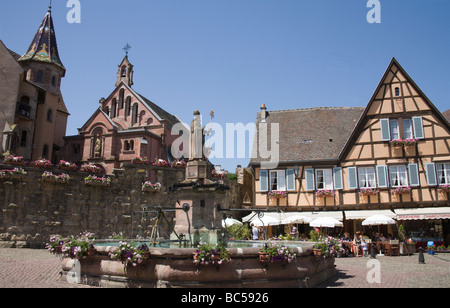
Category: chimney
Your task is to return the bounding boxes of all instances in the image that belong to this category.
[260,104,267,122]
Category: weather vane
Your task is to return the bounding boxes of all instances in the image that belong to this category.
[123,43,132,56]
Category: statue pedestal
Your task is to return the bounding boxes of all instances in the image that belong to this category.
[186,160,208,179]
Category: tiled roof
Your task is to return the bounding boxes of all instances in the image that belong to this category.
[443,109,450,123]
[250,106,364,165]
[18,7,64,70]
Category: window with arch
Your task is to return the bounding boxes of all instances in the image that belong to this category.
[125,97,131,117]
[111,98,117,118]
[42,144,49,159]
[119,89,125,109]
[132,104,139,125]
[121,66,127,77]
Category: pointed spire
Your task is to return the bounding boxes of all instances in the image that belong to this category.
[18,5,65,71]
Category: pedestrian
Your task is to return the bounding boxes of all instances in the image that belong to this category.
[251,223,259,240]
[361,237,369,257]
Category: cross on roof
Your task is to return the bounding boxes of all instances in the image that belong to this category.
[123,43,132,56]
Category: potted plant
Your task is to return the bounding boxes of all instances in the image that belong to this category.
[153,159,170,167]
[84,174,111,186]
[171,159,187,168]
[312,236,343,258]
[45,235,64,254]
[4,155,26,165]
[391,186,411,194]
[439,184,450,193]
[52,232,97,259]
[132,157,148,164]
[258,241,296,264]
[31,158,53,169]
[390,138,404,147]
[81,163,103,174]
[211,169,228,178]
[142,181,161,192]
[403,138,419,146]
[193,241,231,266]
[109,242,150,267]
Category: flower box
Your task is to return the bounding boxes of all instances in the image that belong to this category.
[81,164,103,174]
[132,157,148,165]
[171,160,187,168]
[439,184,450,193]
[0,168,27,179]
[391,186,411,194]
[315,189,335,198]
[84,175,111,187]
[258,242,296,264]
[31,159,53,169]
[142,181,161,192]
[58,160,78,171]
[211,169,228,178]
[267,190,288,199]
[4,155,26,166]
[359,187,380,196]
[153,159,170,167]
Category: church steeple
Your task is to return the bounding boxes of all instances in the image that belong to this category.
[116,56,134,87]
[19,5,65,73]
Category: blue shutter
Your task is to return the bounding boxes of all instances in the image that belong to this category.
[408,163,420,187]
[425,163,437,186]
[412,116,424,139]
[305,169,315,191]
[347,167,358,189]
[259,170,268,192]
[380,119,391,141]
[286,169,295,191]
[376,165,388,188]
[333,167,343,190]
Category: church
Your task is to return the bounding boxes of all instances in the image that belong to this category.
[61,53,184,174]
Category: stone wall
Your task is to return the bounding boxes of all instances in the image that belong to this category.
[0,163,247,248]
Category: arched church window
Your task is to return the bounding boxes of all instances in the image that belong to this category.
[111,99,117,118]
[132,104,139,125]
[119,89,125,109]
[121,66,127,77]
[125,97,131,117]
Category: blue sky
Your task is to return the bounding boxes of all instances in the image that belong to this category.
[1,0,449,171]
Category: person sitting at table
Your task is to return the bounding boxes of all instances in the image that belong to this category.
[387,233,395,241]
[353,232,362,257]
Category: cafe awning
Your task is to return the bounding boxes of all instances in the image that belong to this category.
[395,207,450,221]
[344,210,396,220]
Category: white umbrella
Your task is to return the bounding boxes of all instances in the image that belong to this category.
[282,215,312,225]
[362,214,396,226]
[309,217,343,228]
[250,215,281,227]
[222,218,242,228]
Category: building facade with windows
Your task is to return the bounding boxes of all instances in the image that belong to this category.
[0,6,69,163]
[250,58,450,244]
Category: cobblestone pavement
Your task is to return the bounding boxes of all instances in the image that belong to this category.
[0,248,448,288]
[317,253,450,288]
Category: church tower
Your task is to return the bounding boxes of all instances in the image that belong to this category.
[18,5,65,95]
[116,56,134,87]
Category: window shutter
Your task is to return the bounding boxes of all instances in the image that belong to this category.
[286,169,295,191]
[347,167,358,189]
[305,168,315,191]
[380,118,391,141]
[259,170,268,192]
[425,163,437,186]
[408,163,420,187]
[333,167,343,190]
[376,165,388,188]
[412,116,424,139]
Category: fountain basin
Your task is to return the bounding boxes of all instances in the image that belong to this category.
[61,243,336,288]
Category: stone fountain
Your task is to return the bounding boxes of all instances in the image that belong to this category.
[60,110,337,288]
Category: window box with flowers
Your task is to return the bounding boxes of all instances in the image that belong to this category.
[42,171,71,184]
[315,189,335,198]
[211,169,228,178]
[439,184,450,193]
[267,190,288,199]
[132,156,148,165]
[4,155,26,166]
[391,186,411,194]
[31,158,52,169]
[0,168,27,180]
[171,159,187,168]
[81,163,103,174]
[359,187,380,196]
[402,138,419,147]
[84,174,111,187]
[142,181,161,192]
[58,160,78,171]
[153,159,170,167]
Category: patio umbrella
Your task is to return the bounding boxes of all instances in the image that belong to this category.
[249,215,281,227]
[281,215,312,225]
[309,217,343,228]
[362,214,396,226]
[222,218,242,228]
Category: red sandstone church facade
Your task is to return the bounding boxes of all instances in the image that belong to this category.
[62,56,184,174]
